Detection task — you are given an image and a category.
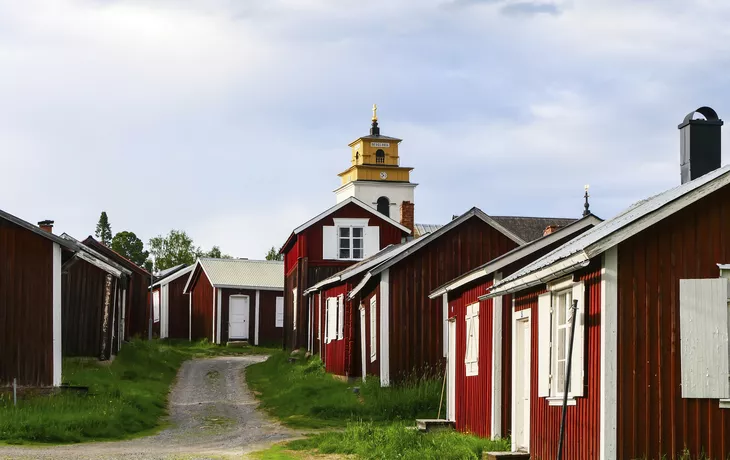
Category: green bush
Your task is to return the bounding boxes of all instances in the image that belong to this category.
[288,422,510,460]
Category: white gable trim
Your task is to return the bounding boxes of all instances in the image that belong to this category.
[152,264,194,288]
[293,196,411,235]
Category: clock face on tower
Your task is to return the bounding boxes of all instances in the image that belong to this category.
[380,171,388,179]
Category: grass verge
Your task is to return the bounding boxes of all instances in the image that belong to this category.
[245,351,442,429]
[268,422,509,460]
[0,339,277,444]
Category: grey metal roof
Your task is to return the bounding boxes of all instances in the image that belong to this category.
[198,258,284,290]
[414,223,443,238]
[490,216,578,243]
[494,164,730,291]
[0,209,78,251]
[156,264,186,279]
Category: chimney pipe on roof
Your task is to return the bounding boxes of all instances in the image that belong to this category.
[679,106,723,184]
[38,220,54,233]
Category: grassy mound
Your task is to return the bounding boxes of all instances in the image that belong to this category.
[245,351,442,428]
[0,339,276,444]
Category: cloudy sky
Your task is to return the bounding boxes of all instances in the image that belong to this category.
[2,0,730,259]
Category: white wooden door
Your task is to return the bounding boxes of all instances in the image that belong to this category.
[447,319,456,421]
[514,316,531,452]
[229,296,249,340]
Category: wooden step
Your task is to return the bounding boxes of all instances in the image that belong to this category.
[415,419,455,432]
[226,341,249,348]
[483,451,530,460]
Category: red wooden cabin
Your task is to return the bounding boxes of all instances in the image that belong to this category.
[151,264,193,340]
[60,233,132,360]
[0,211,77,387]
[82,236,152,340]
[279,197,411,350]
[428,215,600,439]
[184,258,284,346]
[487,108,730,460]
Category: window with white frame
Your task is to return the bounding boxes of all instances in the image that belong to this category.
[537,277,585,402]
[370,296,377,362]
[292,288,298,330]
[678,273,730,407]
[464,303,479,376]
[339,227,364,260]
[275,296,284,328]
[337,295,345,339]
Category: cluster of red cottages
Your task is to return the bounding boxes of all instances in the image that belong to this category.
[1,223,284,389]
[278,107,730,459]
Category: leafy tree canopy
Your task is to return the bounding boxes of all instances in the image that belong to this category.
[148,230,201,272]
[265,246,283,261]
[95,211,113,246]
[204,246,232,259]
[111,231,150,267]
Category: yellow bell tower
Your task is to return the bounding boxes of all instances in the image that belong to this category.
[334,105,417,221]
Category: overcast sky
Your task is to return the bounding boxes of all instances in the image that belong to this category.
[2,0,730,259]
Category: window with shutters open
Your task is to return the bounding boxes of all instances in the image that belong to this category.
[537,277,585,404]
[337,295,345,340]
[370,296,377,362]
[465,303,479,377]
[679,277,730,407]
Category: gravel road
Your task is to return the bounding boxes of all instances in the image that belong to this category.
[0,355,296,460]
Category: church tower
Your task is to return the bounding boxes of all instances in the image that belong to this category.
[334,105,417,229]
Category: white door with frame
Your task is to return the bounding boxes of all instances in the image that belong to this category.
[513,312,531,452]
[447,319,456,422]
[229,295,250,340]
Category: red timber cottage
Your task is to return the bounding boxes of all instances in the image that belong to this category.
[82,236,152,340]
[427,212,601,439]
[151,264,193,340]
[307,206,580,386]
[0,211,77,387]
[60,233,132,360]
[280,106,416,350]
[486,107,730,459]
[184,258,284,346]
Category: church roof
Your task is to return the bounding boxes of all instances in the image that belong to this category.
[490,216,578,243]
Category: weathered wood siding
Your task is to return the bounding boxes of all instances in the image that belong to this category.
[190,268,214,341]
[616,184,730,460]
[167,274,190,340]
[0,218,55,386]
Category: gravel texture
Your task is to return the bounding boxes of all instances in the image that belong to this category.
[0,355,296,460]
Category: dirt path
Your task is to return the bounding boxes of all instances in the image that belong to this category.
[0,356,296,460]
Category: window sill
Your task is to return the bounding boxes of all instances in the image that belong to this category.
[547,396,577,406]
[720,399,730,409]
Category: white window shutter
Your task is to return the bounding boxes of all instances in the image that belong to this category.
[473,305,480,376]
[322,226,337,260]
[538,292,552,397]
[370,296,377,361]
[570,281,586,397]
[679,279,730,399]
[275,297,284,327]
[364,226,380,258]
[293,288,298,330]
[337,295,345,340]
[464,307,473,367]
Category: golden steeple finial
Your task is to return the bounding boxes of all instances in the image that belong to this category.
[372,104,378,121]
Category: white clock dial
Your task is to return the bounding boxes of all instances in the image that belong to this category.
[380,172,388,179]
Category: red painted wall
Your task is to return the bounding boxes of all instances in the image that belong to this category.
[513,264,602,460]
[189,268,214,341]
[322,283,352,376]
[166,274,191,340]
[616,184,730,460]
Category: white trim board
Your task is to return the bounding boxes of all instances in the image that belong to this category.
[491,271,503,438]
[254,290,260,345]
[379,269,390,387]
[52,243,63,386]
[600,247,618,460]
[152,264,194,288]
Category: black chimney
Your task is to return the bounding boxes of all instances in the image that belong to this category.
[678,106,723,184]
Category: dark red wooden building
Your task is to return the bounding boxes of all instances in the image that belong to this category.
[151,264,193,340]
[279,196,411,350]
[487,107,730,460]
[428,215,600,439]
[60,233,132,360]
[82,236,151,340]
[184,258,284,346]
[0,212,77,387]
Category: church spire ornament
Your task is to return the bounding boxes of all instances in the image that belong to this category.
[583,184,591,217]
[370,103,380,136]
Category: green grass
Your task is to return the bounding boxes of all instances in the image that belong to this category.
[0,339,277,444]
[250,444,302,460]
[245,351,443,429]
[286,422,510,460]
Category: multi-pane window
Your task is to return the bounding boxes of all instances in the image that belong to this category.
[339,227,364,259]
[554,290,572,395]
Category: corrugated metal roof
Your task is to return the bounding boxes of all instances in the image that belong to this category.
[493,164,730,291]
[199,258,284,289]
[414,223,443,237]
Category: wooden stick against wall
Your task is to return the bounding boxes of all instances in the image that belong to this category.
[100,274,113,361]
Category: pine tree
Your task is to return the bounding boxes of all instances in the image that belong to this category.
[95,211,113,246]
